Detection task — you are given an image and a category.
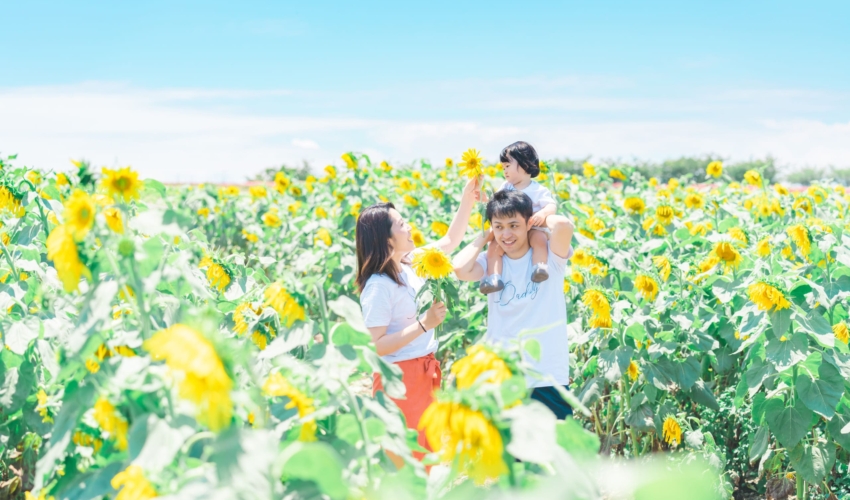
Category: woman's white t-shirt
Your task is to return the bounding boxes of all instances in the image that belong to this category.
[360,262,438,363]
[476,243,571,388]
[498,180,557,214]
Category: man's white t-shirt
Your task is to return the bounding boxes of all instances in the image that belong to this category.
[360,261,438,363]
[476,243,571,388]
[498,180,557,214]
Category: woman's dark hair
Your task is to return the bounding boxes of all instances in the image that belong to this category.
[500,141,540,178]
[486,190,534,222]
[355,202,403,293]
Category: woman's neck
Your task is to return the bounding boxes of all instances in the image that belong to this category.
[511,177,532,190]
[391,250,406,268]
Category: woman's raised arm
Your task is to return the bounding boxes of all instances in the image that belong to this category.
[434,177,479,255]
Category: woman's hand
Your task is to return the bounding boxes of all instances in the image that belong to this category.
[462,177,481,202]
[421,300,447,330]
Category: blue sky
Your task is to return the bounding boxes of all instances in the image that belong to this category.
[1,0,849,181]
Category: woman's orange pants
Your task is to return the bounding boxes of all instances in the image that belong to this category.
[373,352,442,460]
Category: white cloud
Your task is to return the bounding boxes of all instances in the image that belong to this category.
[292,138,319,150]
[0,82,848,183]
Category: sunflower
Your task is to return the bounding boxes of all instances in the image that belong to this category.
[403,194,419,207]
[634,274,660,301]
[744,170,762,187]
[262,209,282,227]
[0,185,25,217]
[652,255,672,282]
[655,205,674,225]
[315,228,332,247]
[242,229,259,243]
[411,227,426,247]
[199,257,231,292]
[786,224,811,256]
[412,247,453,280]
[143,324,233,432]
[111,465,157,500]
[315,207,328,219]
[431,221,449,237]
[609,169,627,181]
[342,152,358,170]
[419,400,508,484]
[263,372,316,441]
[249,185,267,199]
[727,227,749,246]
[264,282,307,327]
[747,281,791,312]
[756,237,771,257]
[583,162,596,177]
[627,360,640,381]
[713,241,743,269]
[103,207,124,234]
[47,225,89,292]
[101,167,142,202]
[833,321,849,344]
[623,197,645,214]
[582,289,612,328]
[458,149,484,179]
[706,161,723,178]
[274,172,291,194]
[684,192,705,209]
[233,302,256,335]
[63,189,96,240]
[662,416,682,447]
[774,184,789,196]
[793,196,813,215]
[93,397,129,450]
[451,344,512,389]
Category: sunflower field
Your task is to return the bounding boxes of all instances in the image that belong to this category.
[1,150,850,500]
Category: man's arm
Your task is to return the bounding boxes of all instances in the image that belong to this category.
[547,214,575,259]
[453,232,490,281]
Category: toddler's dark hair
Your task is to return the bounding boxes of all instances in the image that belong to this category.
[486,189,533,222]
[500,141,540,178]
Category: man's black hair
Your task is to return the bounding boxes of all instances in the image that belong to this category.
[486,189,534,222]
[500,141,540,178]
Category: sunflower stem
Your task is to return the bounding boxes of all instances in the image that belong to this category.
[0,240,19,281]
[342,384,373,485]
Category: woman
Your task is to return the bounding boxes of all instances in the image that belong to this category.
[356,178,478,463]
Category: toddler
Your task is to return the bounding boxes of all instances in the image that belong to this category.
[480,141,556,294]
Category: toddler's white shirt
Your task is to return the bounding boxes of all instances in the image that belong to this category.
[498,180,556,213]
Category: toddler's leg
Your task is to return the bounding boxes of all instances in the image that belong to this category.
[479,243,505,294]
[529,229,550,283]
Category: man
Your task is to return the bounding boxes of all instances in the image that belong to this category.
[453,189,575,418]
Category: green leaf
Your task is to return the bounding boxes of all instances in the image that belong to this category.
[768,307,792,338]
[138,237,164,277]
[748,425,769,463]
[335,413,361,446]
[789,441,836,484]
[0,356,35,414]
[597,347,633,382]
[689,379,720,411]
[764,397,812,449]
[555,418,600,460]
[282,442,349,500]
[327,296,368,333]
[357,347,404,399]
[144,178,167,198]
[797,311,835,348]
[500,375,527,407]
[523,339,541,362]
[35,381,96,490]
[330,322,371,346]
[764,333,808,371]
[827,403,850,450]
[5,318,40,355]
[796,361,844,418]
